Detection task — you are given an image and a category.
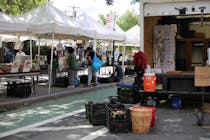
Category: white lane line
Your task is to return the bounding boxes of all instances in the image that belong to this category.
[26,125,94,132]
[0,109,85,138]
[78,127,108,140]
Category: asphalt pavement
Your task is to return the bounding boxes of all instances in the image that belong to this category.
[0,77,210,140]
[2,106,210,140]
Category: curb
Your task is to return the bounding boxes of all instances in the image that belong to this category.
[0,83,117,112]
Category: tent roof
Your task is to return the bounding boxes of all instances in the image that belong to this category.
[0,12,29,34]
[16,4,93,39]
[77,13,124,41]
[125,25,140,46]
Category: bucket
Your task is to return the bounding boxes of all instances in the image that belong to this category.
[144,106,156,127]
[143,73,156,92]
[130,106,152,133]
[171,96,182,109]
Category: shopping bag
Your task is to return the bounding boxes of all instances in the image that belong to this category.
[91,53,104,72]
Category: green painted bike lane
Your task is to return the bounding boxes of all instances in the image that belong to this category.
[0,87,117,133]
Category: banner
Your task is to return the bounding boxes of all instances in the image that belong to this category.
[106,14,114,31]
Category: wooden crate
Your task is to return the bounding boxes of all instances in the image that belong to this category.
[195,67,210,87]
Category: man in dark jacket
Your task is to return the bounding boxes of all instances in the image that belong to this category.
[133,51,147,89]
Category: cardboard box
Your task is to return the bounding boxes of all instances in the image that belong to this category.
[195,67,210,87]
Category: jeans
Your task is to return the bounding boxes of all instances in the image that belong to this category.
[87,66,98,85]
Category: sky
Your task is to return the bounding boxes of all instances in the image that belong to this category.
[51,0,139,20]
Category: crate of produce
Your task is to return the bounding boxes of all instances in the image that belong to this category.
[106,103,132,133]
[106,103,130,121]
[117,88,140,104]
[7,81,31,98]
[107,96,120,104]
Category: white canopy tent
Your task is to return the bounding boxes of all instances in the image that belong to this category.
[76,13,125,41]
[16,3,95,94]
[0,12,30,34]
[16,4,94,39]
[125,25,140,46]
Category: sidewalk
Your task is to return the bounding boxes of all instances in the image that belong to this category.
[0,76,134,112]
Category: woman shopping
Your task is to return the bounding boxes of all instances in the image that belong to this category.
[68,47,79,88]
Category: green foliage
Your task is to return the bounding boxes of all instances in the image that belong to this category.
[98,11,119,26]
[0,0,46,16]
[98,14,106,25]
[117,9,139,31]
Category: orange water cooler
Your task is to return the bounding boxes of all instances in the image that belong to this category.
[143,73,156,92]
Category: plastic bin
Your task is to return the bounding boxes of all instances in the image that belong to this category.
[171,96,182,109]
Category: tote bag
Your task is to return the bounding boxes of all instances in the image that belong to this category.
[91,53,104,72]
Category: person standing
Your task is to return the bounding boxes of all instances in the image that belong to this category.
[47,47,58,86]
[112,62,123,83]
[67,47,79,88]
[133,50,147,89]
[86,48,98,87]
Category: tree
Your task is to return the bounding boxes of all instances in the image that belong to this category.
[98,14,106,25]
[117,10,139,31]
[0,0,46,16]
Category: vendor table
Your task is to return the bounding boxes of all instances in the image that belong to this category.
[157,72,198,92]
[0,71,40,95]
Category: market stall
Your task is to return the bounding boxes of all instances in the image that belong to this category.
[15,3,97,93]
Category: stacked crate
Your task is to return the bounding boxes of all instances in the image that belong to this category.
[7,81,31,98]
[106,103,132,133]
[117,87,140,104]
[86,102,106,126]
[153,24,177,73]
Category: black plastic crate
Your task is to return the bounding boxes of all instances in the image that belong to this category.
[107,96,120,104]
[105,103,132,133]
[89,115,106,126]
[86,102,106,126]
[7,82,31,98]
[90,102,106,110]
[85,102,93,119]
[106,103,131,121]
[54,76,69,87]
[117,88,140,104]
[106,120,131,133]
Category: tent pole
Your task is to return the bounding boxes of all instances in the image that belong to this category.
[29,34,33,65]
[38,37,41,67]
[122,43,125,73]
[48,33,55,94]
[93,38,97,51]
